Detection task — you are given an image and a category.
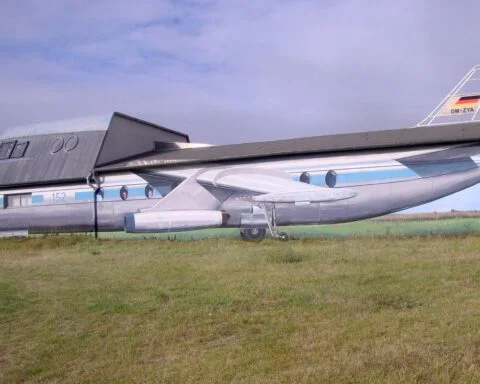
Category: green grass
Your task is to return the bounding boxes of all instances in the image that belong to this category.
[2,234,480,382]
[97,217,480,240]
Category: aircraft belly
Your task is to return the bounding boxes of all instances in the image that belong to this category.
[98,200,156,231]
[0,199,158,234]
[0,203,94,233]
[341,168,480,223]
[270,167,480,225]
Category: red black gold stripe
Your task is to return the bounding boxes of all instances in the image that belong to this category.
[453,95,480,107]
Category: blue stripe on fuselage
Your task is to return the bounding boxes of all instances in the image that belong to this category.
[129,188,145,198]
[337,168,417,184]
[32,195,44,204]
[103,189,118,199]
[104,187,146,199]
[292,167,418,186]
[75,191,94,201]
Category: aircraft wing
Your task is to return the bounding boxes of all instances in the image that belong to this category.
[138,167,357,212]
[211,168,357,203]
[134,171,184,186]
[397,144,480,177]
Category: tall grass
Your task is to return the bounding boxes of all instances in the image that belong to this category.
[2,235,480,383]
[96,217,480,241]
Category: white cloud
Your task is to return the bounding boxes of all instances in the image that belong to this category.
[1,0,480,144]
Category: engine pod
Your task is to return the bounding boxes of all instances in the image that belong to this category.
[125,210,224,233]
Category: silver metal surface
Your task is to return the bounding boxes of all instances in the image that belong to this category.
[0,112,191,188]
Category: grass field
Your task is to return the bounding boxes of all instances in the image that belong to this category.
[2,233,480,383]
[98,217,480,241]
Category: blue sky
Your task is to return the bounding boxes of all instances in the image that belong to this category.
[1,0,480,212]
[404,184,480,214]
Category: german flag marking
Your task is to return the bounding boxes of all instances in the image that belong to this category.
[453,95,480,107]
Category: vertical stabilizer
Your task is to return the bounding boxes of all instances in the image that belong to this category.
[418,65,480,127]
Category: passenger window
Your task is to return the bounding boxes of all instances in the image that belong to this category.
[299,172,311,184]
[145,184,154,199]
[120,186,128,201]
[0,141,16,160]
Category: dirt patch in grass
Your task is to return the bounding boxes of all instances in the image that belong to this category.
[265,247,305,264]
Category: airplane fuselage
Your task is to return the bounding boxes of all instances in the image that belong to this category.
[1,142,479,237]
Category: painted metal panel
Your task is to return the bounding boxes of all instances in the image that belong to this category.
[0,130,106,187]
[97,122,480,172]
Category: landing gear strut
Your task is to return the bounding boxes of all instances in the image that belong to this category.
[260,203,289,241]
[239,203,289,241]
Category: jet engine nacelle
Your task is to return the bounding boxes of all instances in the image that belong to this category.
[299,170,337,187]
[124,210,225,233]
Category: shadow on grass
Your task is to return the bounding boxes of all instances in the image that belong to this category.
[367,292,422,312]
[265,247,304,264]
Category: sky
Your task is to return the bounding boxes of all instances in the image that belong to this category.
[2,0,480,144]
[1,0,480,212]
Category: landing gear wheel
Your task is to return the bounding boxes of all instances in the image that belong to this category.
[240,228,266,241]
[278,232,289,241]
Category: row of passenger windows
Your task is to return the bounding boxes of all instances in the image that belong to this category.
[1,185,163,208]
[97,185,156,200]
[0,140,29,160]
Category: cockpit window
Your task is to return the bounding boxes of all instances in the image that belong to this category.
[10,141,29,158]
[0,141,16,160]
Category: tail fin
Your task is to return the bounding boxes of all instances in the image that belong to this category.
[417,65,480,127]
